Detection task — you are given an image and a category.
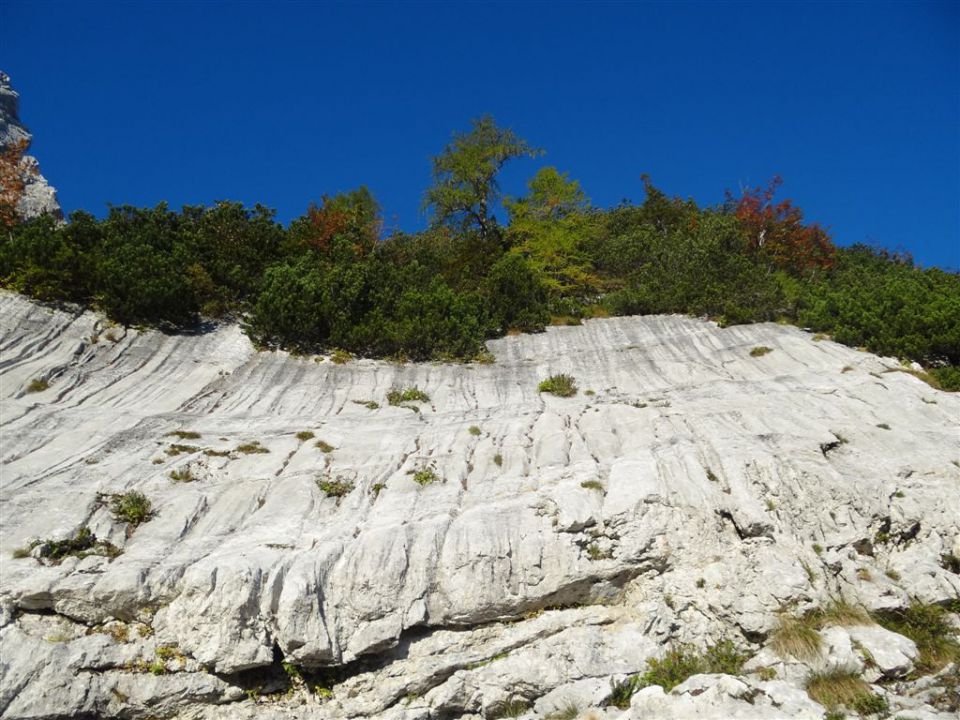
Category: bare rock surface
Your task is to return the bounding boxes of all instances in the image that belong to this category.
[0,291,958,719]
[0,71,62,222]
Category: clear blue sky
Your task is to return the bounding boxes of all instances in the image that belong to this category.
[2,0,958,268]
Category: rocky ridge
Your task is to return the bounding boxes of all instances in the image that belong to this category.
[0,291,957,719]
[0,72,62,222]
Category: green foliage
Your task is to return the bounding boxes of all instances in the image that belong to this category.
[295,430,315,441]
[580,480,604,492]
[424,115,541,241]
[110,491,153,526]
[2,125,957,376]
[539,374,578,397]
[412,466,439,486]
[750,346,773,357]
[602,640,747,707]
[317,476,354,498]
[387,386,430,406]
[805,669,882,713]
[468,425,482,436]
[874,603,960,674]
[34,527,120,563]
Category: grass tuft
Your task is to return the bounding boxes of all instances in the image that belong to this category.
[538,373,578,397]
[771,614,822,662]
[874,603,960,674]
[387,386,430,406]
[295,430,315,441]
[317,476,354,498]
[412,466,440,486]
[750,346,773,357]
[235,441,269,454]
[26,378,50,393]
[166,430,201,440]
[805,668,886,714]
[110,491,153,526]
[315,439,335,453]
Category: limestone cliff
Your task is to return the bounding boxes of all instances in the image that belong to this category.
[0,71,62,222]
[0,291,957,719]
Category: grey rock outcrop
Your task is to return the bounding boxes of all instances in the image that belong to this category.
[0,291,957,719]
[0,71,62,222]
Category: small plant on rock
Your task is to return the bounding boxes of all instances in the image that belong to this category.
[317,476,354,498]
[580,479,604,492]
[235,441,269,454]
[771,614,822,662]
[166,430,201,440]
[468,425,481,436]
[413,466,440,486]
[110,491,153,526]
[169,467,196,483]
[387,386,430,406]
[750,346,773,357]
[296,430,315,441]
[26,378,50,393]
[538,374,578,397]
[805,668,882,713]
[315,439,335,453]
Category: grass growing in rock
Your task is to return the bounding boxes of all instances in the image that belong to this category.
[749,346,773,357]
[387,386,430,406]
[538,374,578,397]
[805,668,887,715]
[166,444,199,456]
[315,440,335,453]
[26,378,50,393]
[166,430,201,440]
[771,614,822,662]
[169,467,196,482]
[110,491,153,526]
[602,640,747,708]
[413,466,440,486]
[580,480,604,492]
[352,399,380,410]
[31,527,120,563]
[235,441,269,454]
[543,702,580,720]
[493,453,503,467]
[295,430,315,441]
[874,603,960,674]
[317,476,354,498]
[468,425,481,436]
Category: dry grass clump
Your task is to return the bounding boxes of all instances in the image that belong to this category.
[771,614,822,662]
[235,441,269,454]
[805,668,887,715]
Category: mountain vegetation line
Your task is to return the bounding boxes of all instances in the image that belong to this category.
[1,116,957,388]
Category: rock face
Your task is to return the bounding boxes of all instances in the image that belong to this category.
[0,291,958,719]
[0,71,62,222]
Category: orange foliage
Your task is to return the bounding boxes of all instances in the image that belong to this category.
[728,176,835,275]
[0,139,32,229]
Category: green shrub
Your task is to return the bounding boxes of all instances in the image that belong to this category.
[35,527,120,563]
[110,491,153,526]
[387,386,430,406]
[317,476,354,498]
[538,374,577,397]
[413,466,439,486]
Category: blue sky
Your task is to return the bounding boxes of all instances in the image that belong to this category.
[2,0,958,268]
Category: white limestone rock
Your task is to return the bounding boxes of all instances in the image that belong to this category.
[1,292,958,719]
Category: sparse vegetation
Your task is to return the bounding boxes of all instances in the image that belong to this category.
[26,378,49,393]
[493,453,503,467]
[352,399,380,410]
[413,466,440,486]
[202,448,230,457]
[750,346,773,357]
[876,423,890,430]
[110,491,153,526]
[387,386,430,406]
[33,527,120,563]
[544,701,580,720]
[370,482,386,497]
[295,430,315,441]
[489,698,531,719]
[580,479,604,492]
[538,373,578,397]
[330,348,353,364]
[468,425,481,436]
[805,668,886,715]
[603,640,747,707]
[235,441,269,454]
[166,443,199,456]
[813,543,823,555]
[315,439,335,453]
[696,578,706,588]
[169,467,196,482]
[166,430,201,440]
[705,467,719,483]
[317,476,354,498]
[771,614,822,662]
[874,603,960,674]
